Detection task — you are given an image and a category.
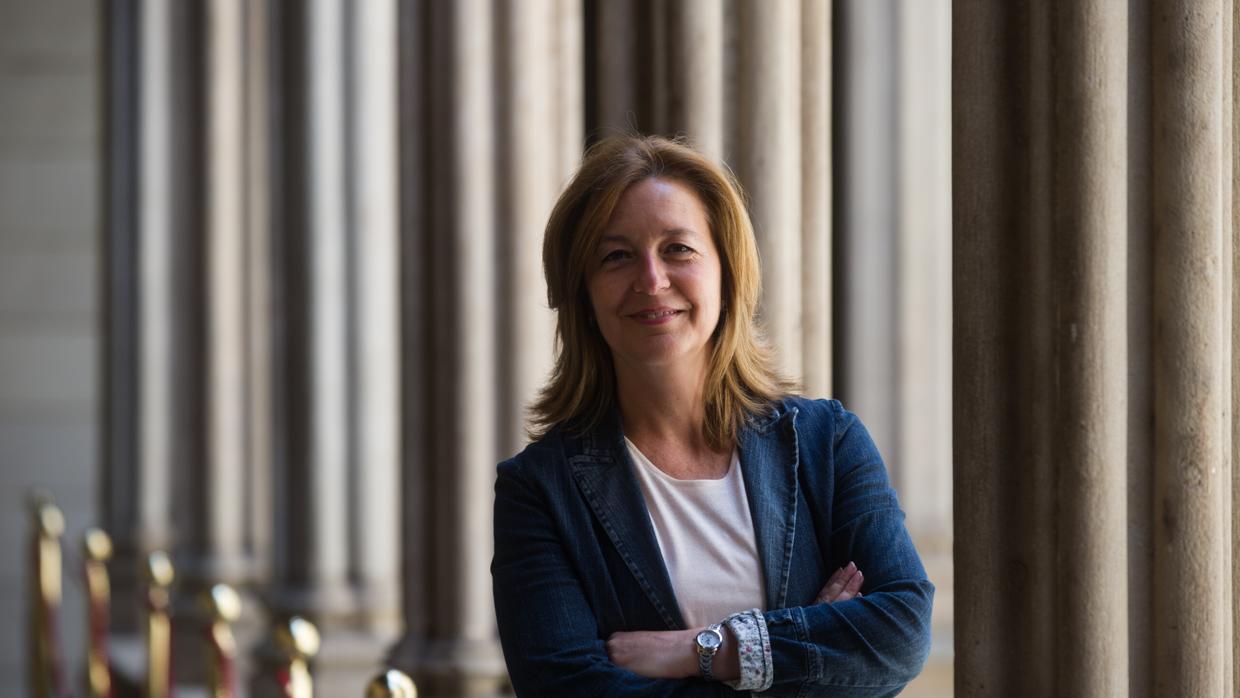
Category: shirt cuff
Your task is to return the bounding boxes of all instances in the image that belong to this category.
[722,608,774,692]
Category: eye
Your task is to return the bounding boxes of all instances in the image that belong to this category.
[666,243,695,255]
[600,249,630,264]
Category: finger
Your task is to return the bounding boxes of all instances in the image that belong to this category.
[817,562,858,602]
[815,568,843,602]
[839,569,864,601]
[817,564,851,602]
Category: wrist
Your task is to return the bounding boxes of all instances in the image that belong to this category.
[712,624,740,682]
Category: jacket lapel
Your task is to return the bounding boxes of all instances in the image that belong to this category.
[568,413,687,630]
[567,404,803,626]
[738,405,802,610]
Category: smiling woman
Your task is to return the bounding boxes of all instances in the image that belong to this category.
[587,179,723,380]
[492,134,934,696]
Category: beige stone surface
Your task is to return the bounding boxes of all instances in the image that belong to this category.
[0,2,100,693]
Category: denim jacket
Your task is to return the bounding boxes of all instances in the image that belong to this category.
[492,397,934,697]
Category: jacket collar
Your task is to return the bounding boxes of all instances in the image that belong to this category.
[566,403,801,629]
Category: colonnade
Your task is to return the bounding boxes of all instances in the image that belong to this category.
[954,1,1240,695]
[100,1,957,695]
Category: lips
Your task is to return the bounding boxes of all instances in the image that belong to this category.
[627,307,684,324]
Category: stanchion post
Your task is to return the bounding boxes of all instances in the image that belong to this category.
[203,583,242,698]
[144,551,175,698]
[273,616,319,698]
[83,528,114,698]
[28,493,67,698]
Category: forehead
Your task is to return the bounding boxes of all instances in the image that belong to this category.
[603,178,710,237]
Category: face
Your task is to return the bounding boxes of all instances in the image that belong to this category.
[586,177,723,375]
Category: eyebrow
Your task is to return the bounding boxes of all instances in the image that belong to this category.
[599,228,701,244]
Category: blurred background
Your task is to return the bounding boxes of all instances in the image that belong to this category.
[0,0,951,695]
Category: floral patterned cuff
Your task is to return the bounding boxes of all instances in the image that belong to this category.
[722,608,773,692]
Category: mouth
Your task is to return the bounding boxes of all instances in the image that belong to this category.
[627,308,684,324]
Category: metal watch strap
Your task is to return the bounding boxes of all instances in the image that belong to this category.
[696,623,723,681]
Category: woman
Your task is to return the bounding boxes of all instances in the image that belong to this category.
[492,134,933,696]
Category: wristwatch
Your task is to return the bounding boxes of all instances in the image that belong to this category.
[694,623,724,681]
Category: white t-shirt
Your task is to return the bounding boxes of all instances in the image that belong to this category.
[625,438,766,627]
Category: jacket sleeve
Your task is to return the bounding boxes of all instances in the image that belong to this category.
[761,401,935,696]
[492,459,738,698]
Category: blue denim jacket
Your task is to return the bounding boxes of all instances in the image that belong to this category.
[492,397,934,697]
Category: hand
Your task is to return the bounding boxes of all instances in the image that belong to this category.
[815,561,864,603]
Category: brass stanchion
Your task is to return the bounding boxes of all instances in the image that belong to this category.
[144,552,175,698]
[364,669,417,698]
[202,583,242,698]
[29,493,67,698]
[83,528,114,698]
[273,617,320,698]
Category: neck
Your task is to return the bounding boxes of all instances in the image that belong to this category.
[613,354,713,449]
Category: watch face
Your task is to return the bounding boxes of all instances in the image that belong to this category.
[696,630,722,650]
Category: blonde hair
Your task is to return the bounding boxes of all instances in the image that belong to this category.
[528,134,795,449]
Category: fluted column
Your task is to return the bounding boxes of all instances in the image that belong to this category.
[1234,0,1240,682]
[497,0,564,454]
[102,0,194,633]
[736,0,803,378]
[800,0,831,396]
[1151,1,1231,693]
[169,0,255,684]
[420,0,503,693]
[667,0,724,160]
[592,0,643,134]
[955,1,1238,694]
[243,0,274,587]
[1054,2,1129,691]
[835,0,898,452]
[270,0,402,693]
[350,0,402,630]
[893,1,954,677]
[136,1,178,567]
[394,3,583,695]
[200,0,249,588]
[278,0,351,612]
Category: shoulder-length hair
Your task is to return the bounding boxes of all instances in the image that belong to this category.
[528,133,795,449]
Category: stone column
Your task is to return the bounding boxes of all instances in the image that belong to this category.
[135,0,179,568]
[350,0,402,638]
[800,0,831,397]
[417,0,504,694]
[834,0,898,452]
[1151,1,1232,693]
[198,0,249,590]
[169,0,256,684]
[1053,2,1129,692]
[592,0,642,134]
[894,0,954,675]
[243,0,275,588]
[736,0,803,378]
[268,0,402,693]
[393,3,582,694]
[666,0,724,160]
[102,0,194,633]
[496,0,566,455]
[100,0,142,631]
[833,6,954,688]
[954,1,1237,694]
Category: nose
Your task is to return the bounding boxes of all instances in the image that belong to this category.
[632,253,670,294]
